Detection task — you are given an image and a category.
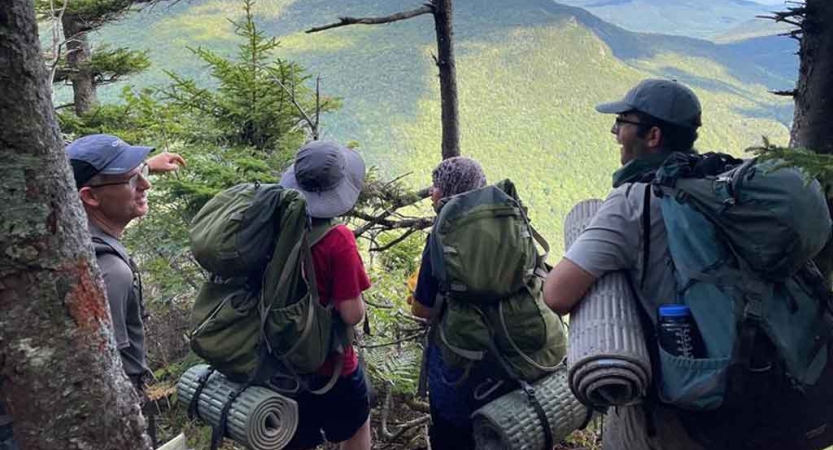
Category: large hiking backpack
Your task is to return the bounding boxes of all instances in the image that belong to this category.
[430,179,567,384]
[188,183,349,394]
[640,153,833,422]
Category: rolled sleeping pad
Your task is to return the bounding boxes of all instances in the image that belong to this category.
[472,362,590,450]
[178,364,299,450]
[563,199,651,408]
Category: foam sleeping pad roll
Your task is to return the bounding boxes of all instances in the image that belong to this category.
[472,363,589,450]
[563,199,651,408]
[178,364,298,450]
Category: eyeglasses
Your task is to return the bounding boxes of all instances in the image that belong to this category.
[612,117,642,133]
[88,163,149,189]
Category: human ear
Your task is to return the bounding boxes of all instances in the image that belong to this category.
[78,187,100,208]
[647,126,663,148]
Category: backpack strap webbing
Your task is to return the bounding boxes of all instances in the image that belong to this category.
[485,337,554,450]
[640,184,651,290]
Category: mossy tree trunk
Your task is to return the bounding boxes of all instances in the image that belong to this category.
[0,0,151,448]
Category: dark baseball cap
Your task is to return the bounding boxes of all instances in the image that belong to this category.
[67,134,154,189]
[596,79,702,128]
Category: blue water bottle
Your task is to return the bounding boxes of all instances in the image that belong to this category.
[657,305,705,358]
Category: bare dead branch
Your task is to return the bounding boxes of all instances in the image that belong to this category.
[380,384,432,441]
[352,211,434,232]
[771,89,797,97]
[364,298,394,309]
[306,4,434,34]
[404,397,430,414]
[359,332,424,349]
[370,227,421,252]
[315,75,321,139]
[258,63,320,139]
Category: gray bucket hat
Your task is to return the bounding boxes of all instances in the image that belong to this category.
[280,141,366,218]
[596,79,702,128]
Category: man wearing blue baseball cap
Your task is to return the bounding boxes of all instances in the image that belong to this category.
[67,134,185,397]
[543,79,706,450]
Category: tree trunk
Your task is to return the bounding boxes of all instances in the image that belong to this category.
[791,0,833,280]
[0,1,151,449]
[61,14,98,116]
[791,0,833,153]
[433,0,461,160]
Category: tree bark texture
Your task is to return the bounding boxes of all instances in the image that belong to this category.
[433,0,461,160]
[791,0,833,280]
[0,1,151,449]
[61,14,98,116]
[791,0,833,154]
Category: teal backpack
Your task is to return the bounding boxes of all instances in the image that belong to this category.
[634,152,833,448]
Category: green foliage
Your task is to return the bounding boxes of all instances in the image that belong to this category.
[36,0,134,26]
[88,45,151,84]
[748,138,833,186]
[160,0,338,154]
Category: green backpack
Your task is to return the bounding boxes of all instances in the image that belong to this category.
[429,179,567,383]
[188,183,349,394]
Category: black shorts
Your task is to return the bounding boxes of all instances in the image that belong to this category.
[284,365,371,449]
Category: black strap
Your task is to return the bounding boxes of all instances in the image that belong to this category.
[485,338,553,450]
[522,381,554,450]
[640,184,652,289]
[188,366,216,421]
[210,385,249,450]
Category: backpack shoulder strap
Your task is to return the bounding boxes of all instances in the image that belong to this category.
[92,235,135,272]
[640,183,651,290]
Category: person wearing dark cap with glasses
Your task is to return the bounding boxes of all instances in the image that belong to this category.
[543,79,706,450]
[279,140,372,450]
[67,134,185,396]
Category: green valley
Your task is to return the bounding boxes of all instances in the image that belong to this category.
[72,0,794,257]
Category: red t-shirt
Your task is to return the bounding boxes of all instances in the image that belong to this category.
[311,224,370,376]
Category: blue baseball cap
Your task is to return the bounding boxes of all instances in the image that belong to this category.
[596,79,702,128]
[67,134,154,189]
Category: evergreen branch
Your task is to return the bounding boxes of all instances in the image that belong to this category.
[306,4,435,34]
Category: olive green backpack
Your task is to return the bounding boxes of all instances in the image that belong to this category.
[188,183,349,394]
[429,179,567,383]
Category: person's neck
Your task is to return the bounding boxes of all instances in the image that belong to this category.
[87,210,127,239]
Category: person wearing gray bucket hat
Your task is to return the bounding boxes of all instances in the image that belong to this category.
[280,141,372,450]
[280,140,366,218]
[66,133,185,417]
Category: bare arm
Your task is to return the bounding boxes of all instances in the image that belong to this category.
[410,300,435,320]
[336,295,366,326]
[543,258,597,315]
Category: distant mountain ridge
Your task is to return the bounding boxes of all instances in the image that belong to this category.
[81,0,796,249]
[553,0,776,38]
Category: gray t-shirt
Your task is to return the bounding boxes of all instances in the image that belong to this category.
[89,223,149,379]
[564,182,703,450]
[565,182,675,322]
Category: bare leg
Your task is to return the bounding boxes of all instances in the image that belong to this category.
[339,418,371,450]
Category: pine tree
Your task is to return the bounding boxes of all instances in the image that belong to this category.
[39,0,151,115]
[162,0,336,155]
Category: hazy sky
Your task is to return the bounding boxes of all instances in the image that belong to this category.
[748,0,788,4]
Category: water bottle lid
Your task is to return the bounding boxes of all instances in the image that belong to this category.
[658,305,691,318]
